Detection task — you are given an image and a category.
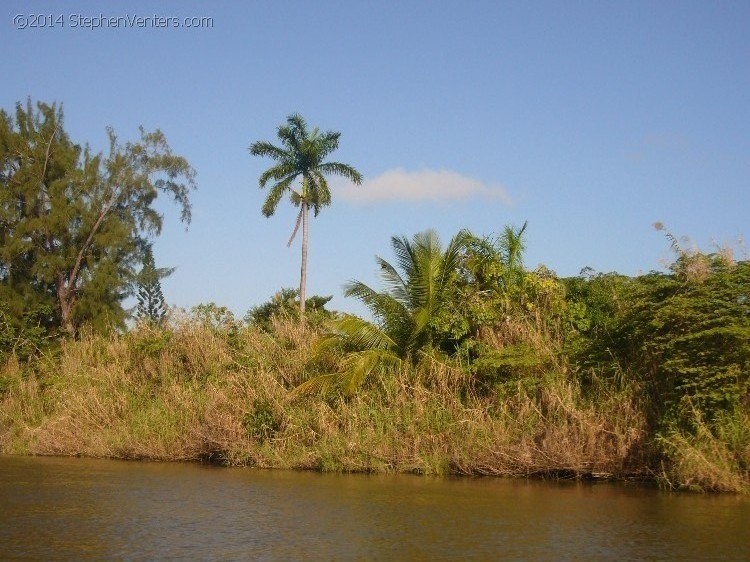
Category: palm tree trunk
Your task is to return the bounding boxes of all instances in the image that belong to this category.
[299,200,308,319]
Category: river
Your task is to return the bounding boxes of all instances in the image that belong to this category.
[1,456,748,560]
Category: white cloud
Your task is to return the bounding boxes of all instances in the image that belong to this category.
[335,168,512,205]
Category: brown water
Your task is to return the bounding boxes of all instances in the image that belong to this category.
[1,456,748,561]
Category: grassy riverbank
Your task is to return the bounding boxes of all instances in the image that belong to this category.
[1,317,746,493]
[2,228,748,493]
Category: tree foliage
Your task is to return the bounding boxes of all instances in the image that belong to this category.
[249,114,361,316]
[566,229,749,435]
[245,287,333,331]
[563,269,634,371]
[293,229,468,396]
[617,254,750,427]
[0,99,196,337]
[136,245,172,326]
[189,302,237,332]
[455,223,531,326]
[454,224,569,387]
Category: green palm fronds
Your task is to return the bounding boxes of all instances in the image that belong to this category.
[293,230,468,397]
[250,114,362,220]
[250,114,362,316]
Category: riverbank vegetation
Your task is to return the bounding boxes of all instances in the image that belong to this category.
[1,229,747,493]
[1,101,748,493]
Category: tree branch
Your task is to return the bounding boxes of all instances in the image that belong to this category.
[67,186,119,294]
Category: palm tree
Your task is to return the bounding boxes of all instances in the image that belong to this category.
[294,229,468,396]
[461,221,528,307]
[249,114,362,317]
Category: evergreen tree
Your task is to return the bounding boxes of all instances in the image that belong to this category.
[136,245,171,326]
[0,99,196,335]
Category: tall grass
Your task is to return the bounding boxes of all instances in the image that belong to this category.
[0,318,746,492]
[656,404,749,493]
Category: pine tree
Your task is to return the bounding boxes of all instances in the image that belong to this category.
[136,246,171,326]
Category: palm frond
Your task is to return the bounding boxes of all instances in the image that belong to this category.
[308,171,331,216]
[338,349,402,394]
[291,348,401,399]
[411,306,432,338]
[343,280,409,323]
[287,208,303,247]
[499,221,528,271]
[317,161,363,184]
[331,313,397,351]
[391,235,417,284]
[258,162,296,188]
[439,231,470,291]
[316,131,342,160]
[313,331,345,356]
[289,190,302,206]
[285,113,308,134]
[262,176,294,217]
[407,230,442,315]
[277,114,307,152]
[249,141,288,161]
[376,256,409,305]
[289,373,339,400]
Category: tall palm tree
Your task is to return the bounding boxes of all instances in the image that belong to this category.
[250,114,362,317]
[294,229,469,396]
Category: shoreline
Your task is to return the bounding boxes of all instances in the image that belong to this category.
[1,320,747,494]
[1,451,661,489]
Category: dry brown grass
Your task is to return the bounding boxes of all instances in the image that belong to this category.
[0,318,745,491]
[657,406,749,493]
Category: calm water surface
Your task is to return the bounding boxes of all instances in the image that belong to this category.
[1,456,748,560]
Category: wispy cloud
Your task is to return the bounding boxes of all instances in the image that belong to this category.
[335,168,512,205]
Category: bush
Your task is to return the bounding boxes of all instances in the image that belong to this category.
[245,288,333,331]
[243,399,281,443]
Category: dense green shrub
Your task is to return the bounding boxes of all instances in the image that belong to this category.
[243,399,281,443]
[620,255,749,427]
[245,288,333,331]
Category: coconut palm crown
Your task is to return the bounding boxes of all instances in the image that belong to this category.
[250,114,362,316]
[293,229,469,396]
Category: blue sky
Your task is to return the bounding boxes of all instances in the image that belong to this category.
[3,1,748,317]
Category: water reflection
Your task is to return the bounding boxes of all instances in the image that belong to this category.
[1,456,748,560]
